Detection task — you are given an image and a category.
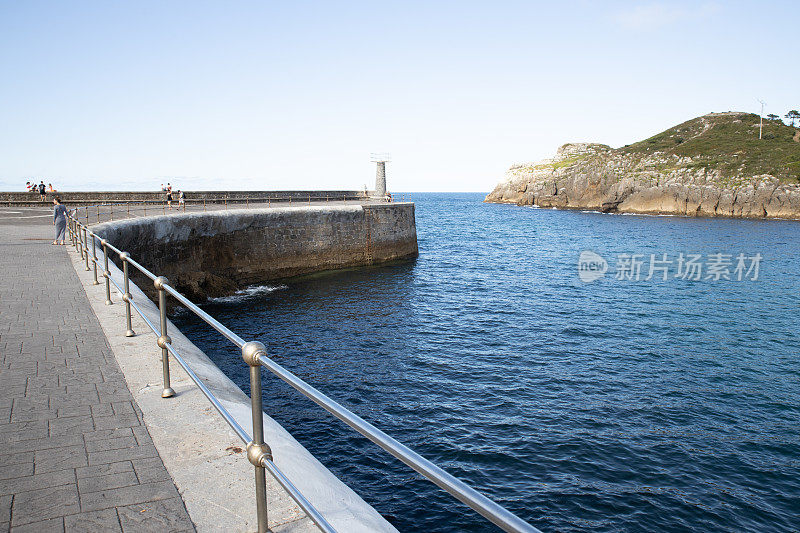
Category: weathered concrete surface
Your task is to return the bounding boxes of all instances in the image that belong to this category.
[0,208,195,532]
[70,221,399,532]
[93,204,419,301]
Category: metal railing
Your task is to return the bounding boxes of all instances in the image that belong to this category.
[65,211,539,533]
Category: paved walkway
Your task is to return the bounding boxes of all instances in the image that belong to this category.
[0,209,194,532]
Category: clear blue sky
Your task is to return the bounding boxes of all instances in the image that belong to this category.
[1,1,798,192]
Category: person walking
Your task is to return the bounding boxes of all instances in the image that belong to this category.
[38,181,46,201]
[166,187,173,209]
[52,196,67,245]
[178,190,185,209]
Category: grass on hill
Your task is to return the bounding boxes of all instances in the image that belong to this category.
[618,112,800,183]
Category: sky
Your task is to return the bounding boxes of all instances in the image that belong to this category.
[1,1,798,192]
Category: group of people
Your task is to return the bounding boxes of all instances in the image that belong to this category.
[160,183,185,209]
[26,180,56,201]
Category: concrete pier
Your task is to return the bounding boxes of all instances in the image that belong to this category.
[0,202,411,532]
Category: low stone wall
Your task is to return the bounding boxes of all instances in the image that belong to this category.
[0,190,366,207]
[92,203,418,301]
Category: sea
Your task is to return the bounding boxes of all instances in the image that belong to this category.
[172,192,800,532]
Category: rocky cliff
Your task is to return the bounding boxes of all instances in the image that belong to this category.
[485,112,800,219]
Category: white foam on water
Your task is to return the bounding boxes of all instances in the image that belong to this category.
[207,284,288,304]
[620,212,678,217]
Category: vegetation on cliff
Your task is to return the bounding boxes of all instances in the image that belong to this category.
[620,112,800,183]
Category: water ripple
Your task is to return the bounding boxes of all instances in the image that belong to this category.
[174,193,800,532]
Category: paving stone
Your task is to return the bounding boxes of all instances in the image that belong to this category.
[79,481,179,513]
[56,405,91,418]
[84,435,138,453]
[131,426,153,447]
[11,485,79,526]
[64,509,121,532]
[10,516,65,533]
[3,434,85,455]
[48,415,95,437]
[77,470,139,495]
[0,462,33,481]
[75,461,133,480]
[0,421,48,443]
[0,451,32,468]
[89,403,114,418]
[0,469,75,497]
[0,494,10,523]
[92,414,141,431]
[33,444,87,474]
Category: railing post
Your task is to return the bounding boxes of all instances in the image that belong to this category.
[83,227,91,271]
[83,226,91,272]
[101,239,113,305]
[154,276,175,398]
[78,223,84,259]
[91,234,100,285]
[242,341,272,533]
[120,252,136,337]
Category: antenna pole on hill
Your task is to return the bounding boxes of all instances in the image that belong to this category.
[758,99,766,139]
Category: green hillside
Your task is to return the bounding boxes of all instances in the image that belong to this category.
[618,112,800,183]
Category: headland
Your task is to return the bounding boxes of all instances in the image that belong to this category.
[486,112,800,218]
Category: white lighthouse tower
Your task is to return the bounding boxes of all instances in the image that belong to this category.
[370,153,390,199]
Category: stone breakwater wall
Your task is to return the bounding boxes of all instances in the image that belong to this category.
[92,203,418,301]
[0,190,365,206]
[485,143,800,219]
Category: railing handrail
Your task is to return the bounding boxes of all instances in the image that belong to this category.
[65,204,538,533]
[68,216,336,533]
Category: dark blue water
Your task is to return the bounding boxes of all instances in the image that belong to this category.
[173,193,800,532]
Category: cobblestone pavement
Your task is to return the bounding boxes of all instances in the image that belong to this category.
[0,213,195,532]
